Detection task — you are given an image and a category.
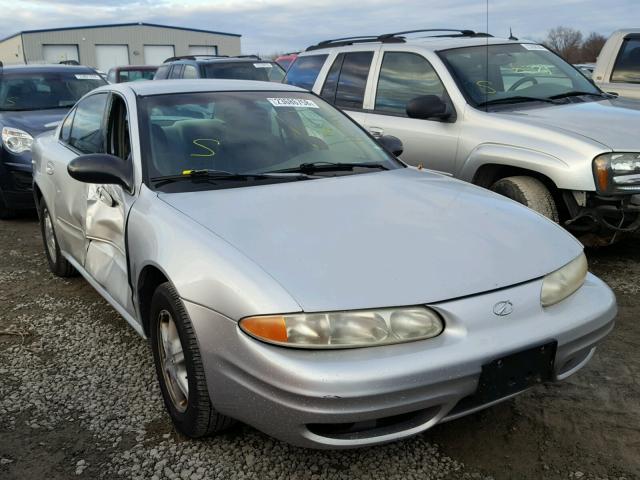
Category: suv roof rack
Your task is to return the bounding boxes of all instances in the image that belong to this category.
[163,54,262,63]
[306,29,492,51]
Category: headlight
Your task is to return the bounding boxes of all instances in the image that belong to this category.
[593,153,640,194]
[240,307,444,349]
[1,127,34,154]
[541,253,588,307]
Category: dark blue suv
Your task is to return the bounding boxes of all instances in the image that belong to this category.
[0,63,105,218]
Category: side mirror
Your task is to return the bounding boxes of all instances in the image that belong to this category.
[68,153,133,192]
[406,95,452,121]
[377,135,404,157]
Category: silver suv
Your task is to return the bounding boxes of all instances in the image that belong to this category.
[285,29,640,244]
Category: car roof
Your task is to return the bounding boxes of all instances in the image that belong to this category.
[171,58,276,65]
[301,36,531,55]
[114,65,158,71]
[102,79,306,96]
[0,64,98,73]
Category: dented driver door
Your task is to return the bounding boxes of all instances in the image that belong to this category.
[83,93,136,315]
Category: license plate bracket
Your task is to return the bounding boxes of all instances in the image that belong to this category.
[453,341,557,413]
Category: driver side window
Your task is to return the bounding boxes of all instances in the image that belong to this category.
[68,93,108,154]
[375,52,446,116]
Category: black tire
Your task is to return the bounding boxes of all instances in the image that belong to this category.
[38,197,76,277]
[150,282,234,438]
[491,176,559,222]
[0,193,17,220]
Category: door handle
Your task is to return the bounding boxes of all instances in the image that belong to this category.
[368,127,384,138]
[46,162,54,175]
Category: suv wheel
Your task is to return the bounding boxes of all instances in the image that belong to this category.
[38,197,76,277]
[150,282,235,438]
[491,176,559,222]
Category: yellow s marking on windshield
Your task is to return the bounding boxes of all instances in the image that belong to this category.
[191,138,220,157]
[476,81,497,95]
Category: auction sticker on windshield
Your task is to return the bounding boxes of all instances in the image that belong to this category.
[75,74,102,80]
[254,63,273,68]
[267,98,319,108]
[522,44,548,51]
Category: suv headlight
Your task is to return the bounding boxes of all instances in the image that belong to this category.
[1,127,34,154]
[541,253,588,307]
[593,153,640,194]
[240,306,444,349]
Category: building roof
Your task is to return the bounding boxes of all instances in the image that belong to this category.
[0,22,241,43]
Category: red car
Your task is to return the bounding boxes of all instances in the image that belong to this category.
[274,52,298,71]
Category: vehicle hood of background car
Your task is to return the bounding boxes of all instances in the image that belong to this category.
[501,98,640,152]
[0,108,67,138]
[158,168,583,312]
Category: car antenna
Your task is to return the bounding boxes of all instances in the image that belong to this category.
[509,27,518,41]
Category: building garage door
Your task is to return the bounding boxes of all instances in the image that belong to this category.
[95,45,129,72]
[144,45,175,65]
[43,44,79,64]
[188,45,218,56]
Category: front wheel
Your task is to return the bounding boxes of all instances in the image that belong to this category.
[491,176,559,222]
[38,197,76,277]
[150,282,234,437]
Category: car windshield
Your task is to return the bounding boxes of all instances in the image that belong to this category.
[202,62,286,82]
[0,71,106,111]
[139,91,400,191]
[119,69,157,82]
[439,43,601,107]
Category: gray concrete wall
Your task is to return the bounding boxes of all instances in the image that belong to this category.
[20,24,241,67]
[0,35,26,65]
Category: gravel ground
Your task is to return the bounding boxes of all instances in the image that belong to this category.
[0,217,638,480]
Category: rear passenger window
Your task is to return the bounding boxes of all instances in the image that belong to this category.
[375,52,446,115]
[611,37,640,84]
[169,65,184,79]
[333,51,373,109]
[60,108,75,143]
[284,55,328,90]
[68,93,108,154]
[320,54,344,102]
[183,65,198,79]
[154,64,170,80]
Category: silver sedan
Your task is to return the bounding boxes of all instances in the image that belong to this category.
[32,79,616,449]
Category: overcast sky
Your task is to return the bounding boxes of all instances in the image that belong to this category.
[0,0,637,55]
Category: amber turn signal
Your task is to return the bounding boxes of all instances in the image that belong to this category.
[240,315,288,343]
[593,156,610,193]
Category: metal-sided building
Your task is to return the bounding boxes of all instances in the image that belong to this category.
[0,22,242,71]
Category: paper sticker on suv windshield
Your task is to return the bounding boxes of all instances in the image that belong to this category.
[267,98,319,108]
[253,63,273,68]
[522,44,547,51]
[75,74,101,80]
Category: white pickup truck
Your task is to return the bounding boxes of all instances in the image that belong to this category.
[594,29,640,99]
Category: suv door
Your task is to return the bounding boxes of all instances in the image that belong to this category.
[83,92,136,314]
[54,92,109,263]
[317,50,377,127]
[364,50,460,173]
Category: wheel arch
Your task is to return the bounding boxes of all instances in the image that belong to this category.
[137,263,171,337]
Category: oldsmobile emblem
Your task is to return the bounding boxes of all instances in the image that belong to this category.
[493,300,514,316]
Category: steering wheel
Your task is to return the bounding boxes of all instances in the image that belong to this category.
[508,76,538,92]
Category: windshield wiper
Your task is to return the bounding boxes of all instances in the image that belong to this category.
[477,96,560,107]
[150,169,309,188]
[266,161,389,174]
[548,91,609,100]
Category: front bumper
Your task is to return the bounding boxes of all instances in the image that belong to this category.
[0,158,35,210]
[186,273,616,449]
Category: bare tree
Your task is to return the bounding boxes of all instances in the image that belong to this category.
[581,32,607,62]
[544,26,584,63]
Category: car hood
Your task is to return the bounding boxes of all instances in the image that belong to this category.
[159,168,582,312]
[501,97,640,151]
[0,108,68,137]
